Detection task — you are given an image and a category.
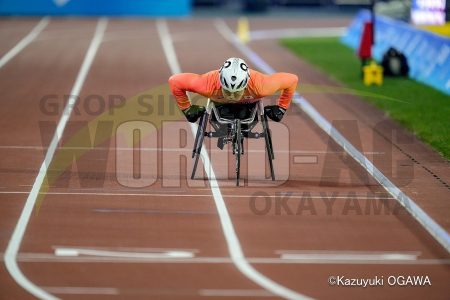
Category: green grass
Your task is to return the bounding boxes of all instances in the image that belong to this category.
[280,37,450,160]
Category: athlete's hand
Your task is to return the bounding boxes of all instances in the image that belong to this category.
[182,105,205,123]
[264,105,286,122]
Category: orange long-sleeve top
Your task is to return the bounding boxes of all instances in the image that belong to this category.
[168,69,298,110]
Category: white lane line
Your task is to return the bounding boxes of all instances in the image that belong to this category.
[214,19,450,253]
[277,250,419,261]
[293,155,318,164]
[3,18,108,300]
[0,191,395,200]
[43,287,270,297]
[92,208,215,215]
[199,289,273,297]
[54,247,194,259]
[250,27,346,40]
[52,246,198,252]
[157,19,312,300]
[12,253,450,265]
[0,145,384,155]
[43,287,119,295]
[0,17,50,69]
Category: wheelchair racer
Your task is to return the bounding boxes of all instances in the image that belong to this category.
[168,57,298,124]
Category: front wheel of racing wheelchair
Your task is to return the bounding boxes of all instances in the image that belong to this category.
[191,99,275,186]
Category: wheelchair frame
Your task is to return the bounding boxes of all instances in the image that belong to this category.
[191,99,275,186]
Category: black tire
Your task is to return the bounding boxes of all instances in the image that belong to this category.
[191,152,201,180]
[191,112,209,179]
[235,119,241,186]
[262,114,275,181]
[264,114,274,160]
[192,114,205,158]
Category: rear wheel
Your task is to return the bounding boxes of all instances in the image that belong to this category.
[262,114,275,181]
[191,112,209,180]
[235,119,242,186]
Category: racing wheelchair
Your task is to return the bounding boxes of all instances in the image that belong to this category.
[191,99,275,186]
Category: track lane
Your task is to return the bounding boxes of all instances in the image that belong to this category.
[243,35,450,232]
[0,18,46,58]
[169,17,450,299]
[1,16,449,300]
[11,19,270,299]
[0,19,98,190]
[0,19,101,299]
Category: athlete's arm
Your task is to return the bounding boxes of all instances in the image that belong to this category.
[168,73,209,110]
[258,72,298,109]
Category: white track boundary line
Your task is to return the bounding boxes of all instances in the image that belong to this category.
[199,289,273,297]
[214,19,450,253]
[54,247,194,259]
[43,287,119,295]
[249,27,346,40]
[12,253,450,265]
[3,18,108,300]
[0,145,383,154]
[156,19,312,300]
[0,17,50,69]
[0,191,395,200]
[277,250,419,261]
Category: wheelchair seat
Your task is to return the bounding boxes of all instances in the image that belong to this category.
[210,102,259,135]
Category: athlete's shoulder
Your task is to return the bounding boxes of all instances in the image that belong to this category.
[204,70,221,91]
[247,69,267,92]
[169,71,217,86]
[203,70,219,82]
[205,70,219,76]
[249,69,265,80]
[250,70,298,81]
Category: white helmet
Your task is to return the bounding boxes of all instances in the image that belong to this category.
[219,57,250,92]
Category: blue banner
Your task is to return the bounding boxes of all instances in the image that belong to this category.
[0,0,192,17]
[342,10,450,95]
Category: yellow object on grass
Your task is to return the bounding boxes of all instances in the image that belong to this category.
[237,17,250,44]
[363,61,384,86]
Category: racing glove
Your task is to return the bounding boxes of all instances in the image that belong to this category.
[264,105,286,122]
[182,105,205,123]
